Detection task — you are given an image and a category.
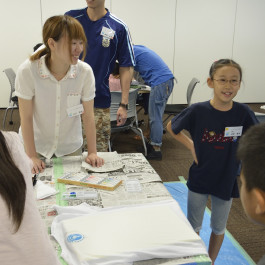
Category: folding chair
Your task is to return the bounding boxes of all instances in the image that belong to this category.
[2,68,18,129]
[163,77,200,128]
[108,88,147,156]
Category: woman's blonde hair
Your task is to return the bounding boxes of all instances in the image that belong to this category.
[30,15,87,67]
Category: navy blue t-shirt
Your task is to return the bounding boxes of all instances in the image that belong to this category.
[66,8,135,108]
[171,101,258,200]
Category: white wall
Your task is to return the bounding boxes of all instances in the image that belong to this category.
[0,0,111,108]
[0,0,42,107]
[233,0,265,102]
[1,0,265,107]
[40,0,86,25]
[41,0,111,25]
[111,0,176,72]
[172,0,237,104]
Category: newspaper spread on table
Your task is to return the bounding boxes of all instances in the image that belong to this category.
[36,152,172,231]
[81,151,124,172]
[35,152,211,265]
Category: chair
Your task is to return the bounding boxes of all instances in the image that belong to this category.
[163,77,200,128]
[2,68,18,129]
[108,88,147,156]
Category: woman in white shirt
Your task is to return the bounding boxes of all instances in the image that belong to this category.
[0,131,61,265]
[15,15,103,173]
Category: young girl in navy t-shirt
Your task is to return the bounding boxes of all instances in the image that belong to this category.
[167,59,258,264]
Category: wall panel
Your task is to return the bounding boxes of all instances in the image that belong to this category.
[41,0,111,25]
[0,0,265,107]
[111,0,176,72]
[0,0,41,107]
[233,0,265,102]
[172,0,237,104]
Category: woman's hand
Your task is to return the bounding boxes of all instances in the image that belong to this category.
[31,156,45,174]
[85,153,104,167]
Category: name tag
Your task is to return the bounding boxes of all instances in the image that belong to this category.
[100,26,115,39]
[224,126,243,137]
[67,104,84,117]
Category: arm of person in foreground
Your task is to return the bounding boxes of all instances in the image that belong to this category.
[82,100,104,167]
[18,97,45,173]
[116,66,134,126]
[166,120,198,164]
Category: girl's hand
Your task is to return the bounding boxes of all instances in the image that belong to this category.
[31,157,45,174]
[85,153,104,168]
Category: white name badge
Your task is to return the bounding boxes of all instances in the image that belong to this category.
[67,104,84,117]
[100,26,115,39]
[224,126,243,137]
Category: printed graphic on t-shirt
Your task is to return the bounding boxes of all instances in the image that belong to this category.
[201,128,238,144]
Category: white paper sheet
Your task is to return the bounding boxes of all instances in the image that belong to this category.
[36,180,57,200]
[51,200,208,265]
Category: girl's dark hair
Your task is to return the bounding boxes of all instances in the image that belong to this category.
[209,59,242,80]
[30,15,87,67]
[0,131,26,233]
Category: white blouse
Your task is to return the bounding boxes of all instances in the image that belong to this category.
[15,55,95,158]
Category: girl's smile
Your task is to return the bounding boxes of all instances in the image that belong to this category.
[208,66,241,111]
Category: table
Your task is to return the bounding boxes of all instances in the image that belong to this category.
[36,153,212,265]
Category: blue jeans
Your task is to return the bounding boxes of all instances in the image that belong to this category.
[149,78,174,146]
[187,189,233,235]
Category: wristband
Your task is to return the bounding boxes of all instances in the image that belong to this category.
[119,102,128,110]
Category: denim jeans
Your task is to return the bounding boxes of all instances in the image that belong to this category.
[149,78,174,146]
[187,189,233,235]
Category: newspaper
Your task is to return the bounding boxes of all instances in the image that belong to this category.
[37,152,171,230]
[81,151,124,172]
[99,182,172,207]
[63,153,170,207]
[120,153,157,174]
[37,163,54,182]
[60,155,83,172]
[36,194,57,233]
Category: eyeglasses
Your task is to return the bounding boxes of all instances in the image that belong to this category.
[213,79,240,86]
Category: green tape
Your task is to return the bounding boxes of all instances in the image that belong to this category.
[53,157,68,206]
[178,176,186,182]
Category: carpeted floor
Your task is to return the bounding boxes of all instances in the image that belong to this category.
[1,103,265,264]
[164,181,256,265]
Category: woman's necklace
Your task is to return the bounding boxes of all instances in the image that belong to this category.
[50,67,69,81]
